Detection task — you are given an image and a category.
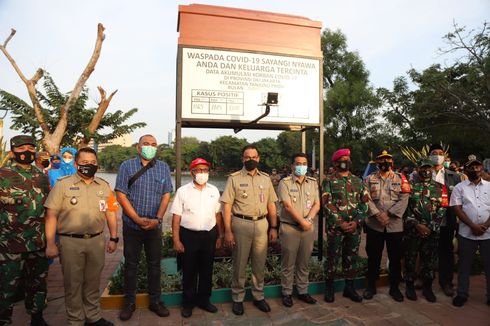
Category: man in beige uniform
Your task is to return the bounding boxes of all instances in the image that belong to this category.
[45,148,118,326]
[221,144,278,315]
[278,153,320,307]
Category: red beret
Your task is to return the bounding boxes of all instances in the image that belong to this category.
[190,158,210,170]
[332,148,350,162]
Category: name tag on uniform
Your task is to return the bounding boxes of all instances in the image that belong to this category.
[290,189,299,192]
[239,183,248,187]
[99,200,107,212]
[69,187,80,190]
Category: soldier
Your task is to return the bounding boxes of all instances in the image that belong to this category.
[0,135,50,326]
[221,144,278,315]
[404,159,447,302]
[45,147,118,326]
[322,148,370,303]
[363,150,410,302]
[278,153,320,307]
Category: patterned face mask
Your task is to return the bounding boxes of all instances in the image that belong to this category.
[141,146,157,160]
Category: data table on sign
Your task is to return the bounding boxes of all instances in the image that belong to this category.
[191,90,244,116]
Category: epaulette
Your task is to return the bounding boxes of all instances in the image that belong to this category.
[282,176,292,181]
[258,170,269,177]
[57,175,71,181]
[229,171,241,177]
[95,176,110,186]
[306,176,317,182]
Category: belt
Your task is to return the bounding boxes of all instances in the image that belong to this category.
[58,231,103,239]
[234,214,267,221]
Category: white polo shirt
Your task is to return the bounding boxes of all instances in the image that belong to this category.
[450,179,490,240]
[170,181,221,231]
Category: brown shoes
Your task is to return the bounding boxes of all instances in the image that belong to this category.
[149,301,170,317]
[119,302,135,321]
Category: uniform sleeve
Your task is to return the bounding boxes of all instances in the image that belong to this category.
[267,178,278,203]
[449,183,463,206]
[364,176,380,217]
[220,176,235,204]
[114,161,129,194]
[312,181,320,202]
[404,191,419,228]
[388,177,409,218]
[169,187,183,215]
[277,180,289,203]
[44,181,64,210]
[105,182,119,212]
[353,182,370,224]
[321,179,338,227]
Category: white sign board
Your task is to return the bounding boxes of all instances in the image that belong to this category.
[181,48,320,126]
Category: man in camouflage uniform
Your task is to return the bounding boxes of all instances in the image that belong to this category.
[322,148,369,303]
[0,135,50,326]
[404,159,447,302]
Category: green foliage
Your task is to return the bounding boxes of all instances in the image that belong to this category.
[0,72,146,149]
[0,137,10,167]
[97,145,138,172]
[207,135,248,171]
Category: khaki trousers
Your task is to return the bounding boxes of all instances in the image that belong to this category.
[59,234,105,326]
[280,223,315,295]
[231,216,269,302]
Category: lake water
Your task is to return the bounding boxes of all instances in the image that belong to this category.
[98,172,228,192]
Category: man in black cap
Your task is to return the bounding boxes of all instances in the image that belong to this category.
[450,155,490,307]
[428,143,464,296]
[0,135,50,325]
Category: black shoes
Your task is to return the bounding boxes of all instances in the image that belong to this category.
[282,295,293,307]
[30,312,50,326]
[181,306,193,318]
[149,301,170,317]
[119,302,136,321]
[232,301,244,315]
[452,295,467,307]
[422,280,436,303]
[389,287,404,302]
[324,279,335,303]
[297,293,317,304]
[253,299,271,312]
[198,301,218,313]
[84,318,114,326]
[343,280,362,302]
[405,282,417,301]
[362,287,376,300]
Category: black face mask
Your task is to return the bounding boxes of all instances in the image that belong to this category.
[13,150,35,165]
[466,170,481,181]
[244,159,258,171]
[419,169,431,180]
[378,162,392,172]
[337,160,351,171]
[77,164,98,178]
[41,160,50,168]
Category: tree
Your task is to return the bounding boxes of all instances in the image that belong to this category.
[0,73,146,149]
[208,136,247,171]
[0,24,116,153]
[255,137,287,172]
[97,145,138,172]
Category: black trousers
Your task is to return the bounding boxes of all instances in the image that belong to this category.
[123,223,162,304]
[438,225,456,287]
[365,226,403,287]
[179,226,217,308]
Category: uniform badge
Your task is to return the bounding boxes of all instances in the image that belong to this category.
[98,190,104,196]
[70,197,78,205]
[292,197,297,203]
[242,191,248,198]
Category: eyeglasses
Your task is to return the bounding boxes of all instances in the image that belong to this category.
[192,168,209,173]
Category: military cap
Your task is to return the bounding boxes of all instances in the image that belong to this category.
[417,158,434,167]
[10,135,36,149]
[376,149,393,159]
[464,154,482,168]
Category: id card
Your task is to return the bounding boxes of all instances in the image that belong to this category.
[99,200,107,212]
[306,200,312,209]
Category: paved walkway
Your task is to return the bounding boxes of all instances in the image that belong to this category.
[12,216,490,325]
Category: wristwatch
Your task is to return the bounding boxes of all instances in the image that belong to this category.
[270,225,278,230]
[305,216,313,224]
[109,237,119,243]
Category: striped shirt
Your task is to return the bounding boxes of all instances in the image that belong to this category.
[115,157,173,230]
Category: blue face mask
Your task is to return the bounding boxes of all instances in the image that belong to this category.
[294,165,308,176]
[141,146,157,160]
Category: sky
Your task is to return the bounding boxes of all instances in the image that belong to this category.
[0,0,488,146]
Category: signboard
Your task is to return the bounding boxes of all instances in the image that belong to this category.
[181,47,321,127]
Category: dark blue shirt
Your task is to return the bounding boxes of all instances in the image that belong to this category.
[115,157,173,230]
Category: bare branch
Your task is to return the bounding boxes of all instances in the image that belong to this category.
[31,68,44,84]
[3,28,16,48]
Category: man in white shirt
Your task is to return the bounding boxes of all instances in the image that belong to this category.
[450,155,490,307]
[170,158,224,318]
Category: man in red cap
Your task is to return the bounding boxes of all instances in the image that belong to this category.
[170,158,224,318]
[322,148,370,303]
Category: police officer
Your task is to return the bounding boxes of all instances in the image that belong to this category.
[363,150,409,302]
[0,135,49,326]
[278,153,320,307]
[322,148,370,303]
[221,144,278,315]
[44,147,118,326]
[404,159,447,302]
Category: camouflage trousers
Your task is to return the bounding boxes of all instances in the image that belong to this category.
[0,250,48,325]
[403,230,439,282]
[324,227,361,280]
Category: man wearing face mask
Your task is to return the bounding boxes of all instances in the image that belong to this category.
[35,151,51,174]
[44,147,119,326]
[170,158,224,318]
[451,155,490,307]
[277,153,320,307]
[115,134,173,320]
[221,144,278,315]
[427,144,464,296]
[0,135,50,326]
[322,148,370,303]
[363,150,410,302]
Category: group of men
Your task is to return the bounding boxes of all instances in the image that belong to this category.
[1,134,489,325]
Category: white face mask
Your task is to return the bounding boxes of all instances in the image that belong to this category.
[429,155,445,166]
[194,173,209,185]
[63,157,73,164]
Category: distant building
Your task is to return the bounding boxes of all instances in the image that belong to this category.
[89,134,133,152]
